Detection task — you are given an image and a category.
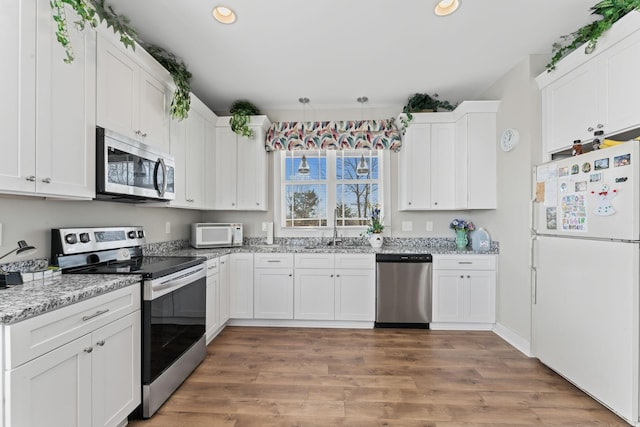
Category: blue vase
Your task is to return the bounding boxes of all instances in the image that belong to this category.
[455,230,468,250]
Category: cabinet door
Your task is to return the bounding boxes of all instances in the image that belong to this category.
[8,334,93,427]
[138,68,168,152]
[236,127,268,211]
[465,271,496,323]
[184,106,206,208]
[466,113,497,209]
[206,272,220,342]
[229,253,254,319]
[432,271,465,322]
[91,312,141,427]
[214,127,238,209]
[542,64,600,153]
[294,269,335,320]
[96,36,138,139]
[0,0,36,194]
[601,31,640,135]
[398,123,431,210]
[334,269,375,321]
[254,268,294,319]
[219,255,230,324]
[169,118,188,206]
[35,0,96,199]
[430,123,455,209]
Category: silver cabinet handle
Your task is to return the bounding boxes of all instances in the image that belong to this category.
[434,202,438,205]
[41,177,51,183]
[466,275,471,279]
[96,340,105,347]
[82,309,109,321]
[288,274,293,277]
[26,176,36,182]
[330,274,334,278]
[597,123,604,129]
[141,132,148,138]
[267,260,281,263]
[84,347,93,353]
[408,202,412,205]
[458,261,472,264]
[134,130,141,136]
[336,274,340,278]
[587,126,594,132]
[460,275,464,279]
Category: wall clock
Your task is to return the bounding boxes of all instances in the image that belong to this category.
[500,128,520,152]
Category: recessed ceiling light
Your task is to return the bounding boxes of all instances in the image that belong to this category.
[213,6,237,24]
[434,0,460,16]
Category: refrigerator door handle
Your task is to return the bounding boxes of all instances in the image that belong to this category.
[530,236,538,304]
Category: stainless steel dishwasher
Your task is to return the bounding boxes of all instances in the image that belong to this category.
[375,253,433,328]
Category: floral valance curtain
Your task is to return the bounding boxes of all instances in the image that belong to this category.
[265,119,402,152]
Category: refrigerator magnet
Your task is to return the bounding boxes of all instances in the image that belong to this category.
[594,158,609,170]
[614,153,630,167]
[590,173,602,183]
[582,162,591,173]
[571,164,580,174]
[591,184,617,216]
[575,181,587,192]
[558,166,569,177]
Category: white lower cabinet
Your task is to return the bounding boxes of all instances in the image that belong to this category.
[219,255,230,324]
[254,254,294,319]
[229,253,254,319]
[4,285,141,427]
[205,258,220,343]
[432,255,496,330]
[294,253,375,321]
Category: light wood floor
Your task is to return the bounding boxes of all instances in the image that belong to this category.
[130,327,628,426]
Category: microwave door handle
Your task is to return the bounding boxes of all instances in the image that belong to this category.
[154,158,168,197]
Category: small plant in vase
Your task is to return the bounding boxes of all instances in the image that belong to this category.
[363,208,384,248]
[450,219,475,250]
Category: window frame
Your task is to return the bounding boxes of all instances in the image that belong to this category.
[273,149,391,238]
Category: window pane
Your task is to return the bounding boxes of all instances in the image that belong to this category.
[285,152,326,181]
[285,184,327,227]
[336,153,378,180]
[336,183,379,226]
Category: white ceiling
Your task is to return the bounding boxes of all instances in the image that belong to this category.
[104,0,597,115]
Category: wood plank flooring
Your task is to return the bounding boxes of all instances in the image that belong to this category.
[129,327,628,426]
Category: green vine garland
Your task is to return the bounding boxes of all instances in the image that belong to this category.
[547,0,640,71]
[50,0,191,120]
[230,100,261,138]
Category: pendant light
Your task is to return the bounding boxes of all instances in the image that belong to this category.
[297,97,311,175]
[356,96,370,176]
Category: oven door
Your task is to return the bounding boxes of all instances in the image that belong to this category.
[96,127,176,201]
[142,263,206,385]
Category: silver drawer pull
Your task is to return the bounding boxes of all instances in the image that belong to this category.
[267,260,281,263]
[458,261,473,264]
[84,347,93,353]
[82,309,109,321]
[96,340,105,347]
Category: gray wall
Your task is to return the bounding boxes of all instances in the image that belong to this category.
[0,197,200,263]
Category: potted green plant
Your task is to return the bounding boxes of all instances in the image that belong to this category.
[229,100,261,138]
[547,0,640,71]
[398,93,457,133]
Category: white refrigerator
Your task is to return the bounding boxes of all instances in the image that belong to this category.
[532,140,639,425]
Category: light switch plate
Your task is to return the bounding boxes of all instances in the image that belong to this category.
[0,223,3,246]
[402,221,412,231]
[165,222,171,234]
[426,221,433,231]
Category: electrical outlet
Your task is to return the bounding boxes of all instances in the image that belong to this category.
[402,221,413,232]
[165,222,171,234]
[426,221,433,232]
[262,222,268,232]
[0,223,3,246]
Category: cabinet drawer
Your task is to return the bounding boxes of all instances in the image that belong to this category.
[433,255,496,270]
[294,253,335,269]
[206,258,219,276]
[254,253,294,268]
[5,284,141,369]
[334,254,374,270]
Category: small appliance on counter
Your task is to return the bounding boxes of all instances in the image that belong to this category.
[191,223,243,248]
[469,228,492,251]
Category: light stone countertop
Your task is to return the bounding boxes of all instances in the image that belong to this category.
[0,274,141,324]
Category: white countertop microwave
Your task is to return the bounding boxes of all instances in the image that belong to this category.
[191,223,243,248]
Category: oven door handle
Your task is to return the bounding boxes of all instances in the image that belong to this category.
[147,265,206,300]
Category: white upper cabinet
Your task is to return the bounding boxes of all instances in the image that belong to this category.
[398,102,499,211]
[537,11,640,154]
[0,0,95,199]
[212,116,271,211]
[96,32,171,153]
[170,94,217,209]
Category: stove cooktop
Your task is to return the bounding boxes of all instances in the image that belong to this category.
[65,255,205,279]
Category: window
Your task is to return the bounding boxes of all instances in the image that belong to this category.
[278,150,384,233]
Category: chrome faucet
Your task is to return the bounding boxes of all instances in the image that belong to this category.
[332,207,342,246]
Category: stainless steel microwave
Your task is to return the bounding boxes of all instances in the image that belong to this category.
[95,127,176,202]
[191,223,243,248]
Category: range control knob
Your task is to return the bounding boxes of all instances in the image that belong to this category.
[79,233,91,243]
[137,230,144,238]
[65,234,78,244]
[128,231,137,239]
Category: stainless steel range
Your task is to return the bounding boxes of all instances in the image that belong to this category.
[51,226,207,418]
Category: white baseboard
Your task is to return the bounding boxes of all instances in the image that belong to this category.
[429,322,493,331]
[227,319,375,329]
[492,322,533,357]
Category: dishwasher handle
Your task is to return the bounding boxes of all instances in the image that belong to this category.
[376,253,432,263]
